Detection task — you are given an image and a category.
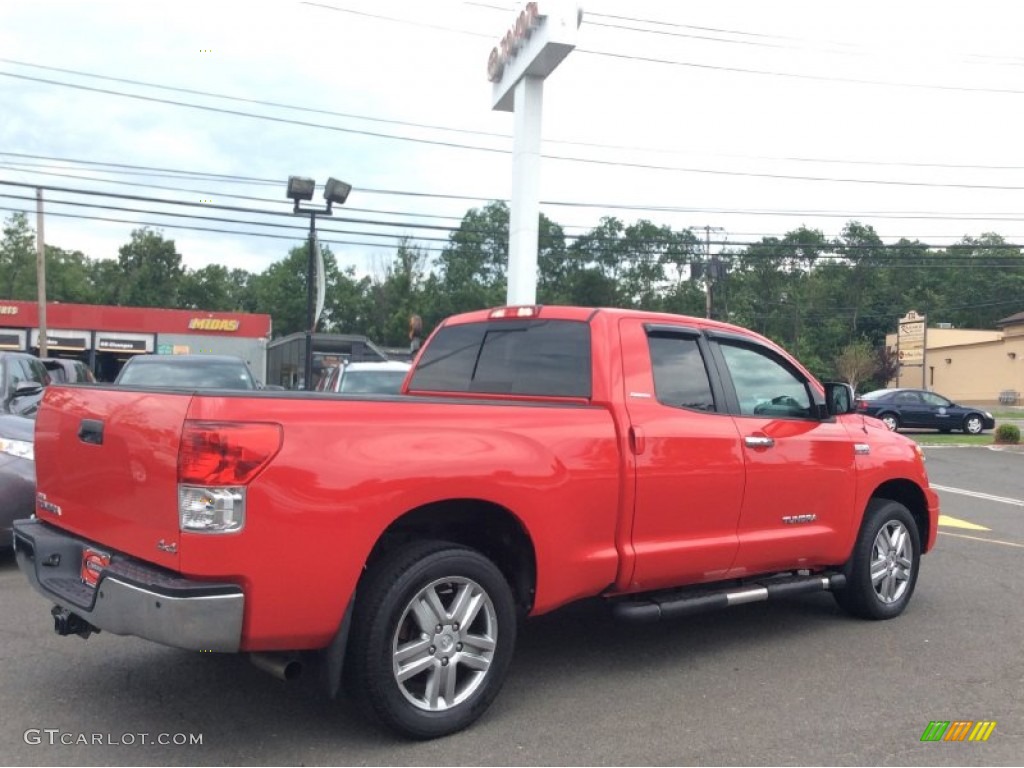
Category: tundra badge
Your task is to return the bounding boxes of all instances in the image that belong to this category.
[36,492,63,517]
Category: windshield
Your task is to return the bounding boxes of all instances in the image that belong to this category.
[117,360,256,390]
[339,370,407,394]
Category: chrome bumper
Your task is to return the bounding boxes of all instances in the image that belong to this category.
[13,519,244,652]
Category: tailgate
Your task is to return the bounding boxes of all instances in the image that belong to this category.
[34,385,193,570]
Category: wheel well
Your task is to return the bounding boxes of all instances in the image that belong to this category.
[871,479,929,547]
[363,500,537,614]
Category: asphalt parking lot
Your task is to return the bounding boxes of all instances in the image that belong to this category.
[1,446,1021,766]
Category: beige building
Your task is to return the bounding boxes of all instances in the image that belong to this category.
[887,311,1024,406]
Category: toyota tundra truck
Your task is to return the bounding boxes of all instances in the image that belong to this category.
[13,305,939,739]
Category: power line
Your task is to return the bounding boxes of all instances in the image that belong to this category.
[8,58,1024,172]
[575,47,1024,96]
[6,189,1024,257]
[468,2,1024,68]
[9,154,1024,222]
[8,168,1024,242]
[8,71,1024,191]
[0,205,448,255]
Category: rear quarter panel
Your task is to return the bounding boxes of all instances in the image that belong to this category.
[182,394,622,650]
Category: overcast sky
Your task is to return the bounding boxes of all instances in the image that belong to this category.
[2,0,1023,279]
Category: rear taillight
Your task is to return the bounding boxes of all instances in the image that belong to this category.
[178,421,282,485]
[857,401,869,410]
[177,421,282,535]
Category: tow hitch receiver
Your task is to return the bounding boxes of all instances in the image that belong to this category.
[51,606,98,639]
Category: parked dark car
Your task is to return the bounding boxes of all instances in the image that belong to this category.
[0,352,50,417]
[115,354,259,390]
[42,358,96,384]
[0,413,35,549]
[856,388,995,434]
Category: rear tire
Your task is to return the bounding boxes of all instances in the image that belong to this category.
[879,413,900,431]
[834,499,921,620]
[347,541,517,739]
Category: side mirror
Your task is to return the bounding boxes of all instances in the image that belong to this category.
[824,382,856,416]
[12,380,43,399]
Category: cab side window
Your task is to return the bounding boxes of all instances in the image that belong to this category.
[921,392,951,408]
[719,342,812,418]
[647,334,716,412]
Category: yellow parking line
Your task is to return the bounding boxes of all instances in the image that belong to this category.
[938,514,990,531]
[940,532,1024,549]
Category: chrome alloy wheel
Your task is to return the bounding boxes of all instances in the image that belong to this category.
[392,577,498,712]
[871,520,914,604]
[964,415,984,434]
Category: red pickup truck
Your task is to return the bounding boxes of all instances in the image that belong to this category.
[14,305,938,739]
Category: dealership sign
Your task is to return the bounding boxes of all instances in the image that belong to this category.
[487,3,541,83]
[487,0,582,112]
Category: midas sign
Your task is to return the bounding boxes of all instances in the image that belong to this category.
[487,2,541,83]
[188,318,240,332]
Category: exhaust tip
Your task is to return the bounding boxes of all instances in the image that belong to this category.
[250,652,303,681]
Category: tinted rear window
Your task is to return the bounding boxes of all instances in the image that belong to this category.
[118,360,255,389]
[409,319,591,398]
[340,370,409,394]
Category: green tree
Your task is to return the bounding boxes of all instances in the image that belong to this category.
[364,239,429,346]
[0,212,38,300]
[45,246,99,304]
[115,228,185,308]
[835,341,877,393]
[436,201,510,314]
[180,264,252,311]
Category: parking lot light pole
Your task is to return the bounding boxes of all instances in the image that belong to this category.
[285,176,351,390]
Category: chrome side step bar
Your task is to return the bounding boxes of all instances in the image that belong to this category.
[611,572,847,623]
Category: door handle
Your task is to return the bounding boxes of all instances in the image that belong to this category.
[629,425,645,455]
[744,435,774,449]
[78,419,104,445]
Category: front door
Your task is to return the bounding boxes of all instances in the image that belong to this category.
[708,335,859,577]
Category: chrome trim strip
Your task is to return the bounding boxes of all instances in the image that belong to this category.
[16,547,243,652]
[854,443,871,455]
[726,587,768,605]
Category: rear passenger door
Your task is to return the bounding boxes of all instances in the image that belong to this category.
[620,319,745,590]
[893,390,929,428]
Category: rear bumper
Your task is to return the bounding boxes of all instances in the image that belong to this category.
[13,518,244,652]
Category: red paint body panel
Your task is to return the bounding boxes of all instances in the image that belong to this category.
[30,306,939,653]
[34,386,189,571]
[181,395,621,649]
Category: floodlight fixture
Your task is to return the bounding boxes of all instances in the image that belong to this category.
[286,176,316,203]
[285,173,352,391]
[324,177,352,208]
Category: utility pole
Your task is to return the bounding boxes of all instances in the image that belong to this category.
[703,225,724,320]
[36,188,48,358]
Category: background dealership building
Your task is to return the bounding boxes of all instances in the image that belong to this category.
[888,310,1024,405]
[0,300,272,382]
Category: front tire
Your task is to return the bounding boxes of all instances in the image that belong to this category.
[347,541,517,739]
[963,414,985,434]
[834,499,921,620]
